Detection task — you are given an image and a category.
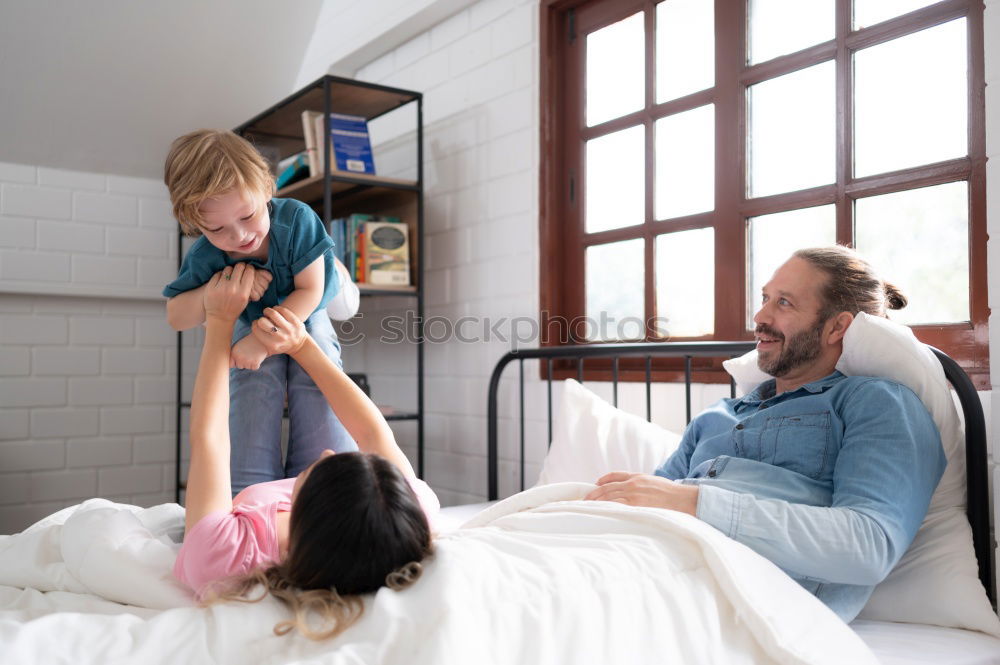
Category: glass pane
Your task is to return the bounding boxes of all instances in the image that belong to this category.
[586,126,645,233]
[746,205,836,328]
[854,0,941,29]
[855,182,969,324]
[655,104,714,219]
[854,19,967,177]
[749,0,834,64]
[657,0,714,103]
[655,228,714,337]
[586,239,645,341]
[587,13,645,126]
[749,61,835,197]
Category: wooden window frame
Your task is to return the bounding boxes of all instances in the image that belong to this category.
[539,0,988,388]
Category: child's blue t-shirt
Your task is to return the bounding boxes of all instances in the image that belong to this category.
[162,198,340,326]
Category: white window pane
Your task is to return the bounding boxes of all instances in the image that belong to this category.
[854,0,941,29]
[854,19,967,177]
[657,0,714,103]
[746,205,836,328]
[586,126,645,233]
[655,228,714,337]
[855,182,969,324]
[587,13,645,126]
[749,61,836,197]
[655,104,715,219]
[586,239,646,341]
[749,0,834,64]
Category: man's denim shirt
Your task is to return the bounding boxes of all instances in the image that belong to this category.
[655,371,945,622]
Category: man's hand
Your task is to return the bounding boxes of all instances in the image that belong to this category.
[249,268,272,302]
[204,264,254,323]
[251,306,309,357]
[584,472,700,517]
[230,334,269,370]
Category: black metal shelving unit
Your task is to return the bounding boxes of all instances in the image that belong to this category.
[174,75,425,502]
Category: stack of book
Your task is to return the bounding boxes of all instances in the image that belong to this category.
[301,111,376,176]
[330,213,410,287]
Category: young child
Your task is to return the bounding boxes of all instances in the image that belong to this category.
[163,129,357,494]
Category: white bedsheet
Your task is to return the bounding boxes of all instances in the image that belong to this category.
[853,620,1000,665]
[0,485,879,665]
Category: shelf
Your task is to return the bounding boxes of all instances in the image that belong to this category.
[176,74,426,504]
[359,284,418,296]
[237,75,421,162]
[276,172,419,205]
[383,412,420,422]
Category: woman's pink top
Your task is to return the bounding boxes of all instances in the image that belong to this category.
[173,476,440,599]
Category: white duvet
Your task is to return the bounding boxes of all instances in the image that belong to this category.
[0,484,876,665]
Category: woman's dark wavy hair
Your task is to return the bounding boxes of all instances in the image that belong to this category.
[287,452,432,594]
[204,452,433,640]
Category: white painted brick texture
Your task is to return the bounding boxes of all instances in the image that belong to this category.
[1,166,177,534]
[0,164,171,300]
[351,0,539,505]
[0,293,178,533]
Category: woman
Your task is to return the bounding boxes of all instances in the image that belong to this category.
[174,262,438,639]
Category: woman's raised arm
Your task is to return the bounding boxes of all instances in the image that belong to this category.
[184,263,255,532]
[251,306,416,478]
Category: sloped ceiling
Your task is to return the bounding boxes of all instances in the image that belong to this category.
[0,0,324,179]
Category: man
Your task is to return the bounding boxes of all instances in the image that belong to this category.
[585,246,945,622]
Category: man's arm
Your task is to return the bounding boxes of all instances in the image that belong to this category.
[587,381,945,587]
[696,381,943,585]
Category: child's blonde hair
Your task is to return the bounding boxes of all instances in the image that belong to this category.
[164,129,275,236]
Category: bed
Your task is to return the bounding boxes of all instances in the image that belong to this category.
[480,312,1000,664]
[0,314,997,664]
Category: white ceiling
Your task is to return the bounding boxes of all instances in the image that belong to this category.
[0,0,325,179]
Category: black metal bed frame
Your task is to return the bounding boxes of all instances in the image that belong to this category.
[486,341,996,610]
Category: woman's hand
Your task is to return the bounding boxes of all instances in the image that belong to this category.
[204,263,255,323]
[251,306,309,356]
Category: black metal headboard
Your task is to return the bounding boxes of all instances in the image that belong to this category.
[486,341,996,610]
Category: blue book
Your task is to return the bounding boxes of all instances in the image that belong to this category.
[328,113,376,175]
[275,153,309,188]
[330,218,346,265]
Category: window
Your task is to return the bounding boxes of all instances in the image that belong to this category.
[540,0,987,386]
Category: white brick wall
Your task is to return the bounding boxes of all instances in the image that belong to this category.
[0,166,176,534]
[345,0,539,506]
[0,165,176,300]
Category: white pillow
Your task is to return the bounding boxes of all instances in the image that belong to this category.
[536,379,682,485]
[723,312,999,635]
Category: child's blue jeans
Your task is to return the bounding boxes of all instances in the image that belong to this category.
[228,310,358,494]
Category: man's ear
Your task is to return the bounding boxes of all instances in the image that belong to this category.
[826,311,854,345]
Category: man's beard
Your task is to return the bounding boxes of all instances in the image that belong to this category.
[756,317,826,377]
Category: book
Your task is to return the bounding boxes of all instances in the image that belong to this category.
[300,110,322,176]
[364,220,410,286]
[329,217,346,265]
[345,213,375,281]
[275,152,309,189]
[314,113,376,175]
